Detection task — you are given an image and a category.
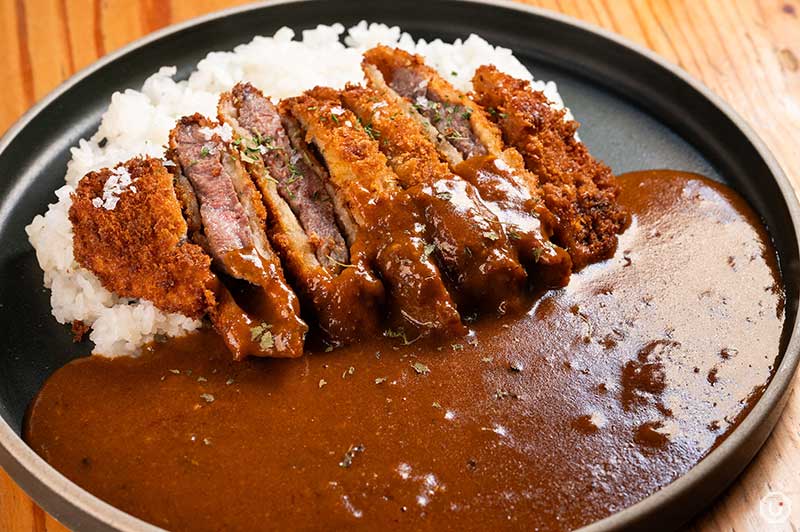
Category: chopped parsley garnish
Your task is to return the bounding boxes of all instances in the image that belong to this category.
[493,389,522,400]
[250,322,274,350]
[200,146,211,157]
[411,361,430,375]
[483,230,500,241]
[532,247,544,263]
[451,343,464,351]
[330,113,340,125]
[363,123,380,140]
[435,190,453,201]
[338,444,365,468]
[423,243,436,259]
[385,328,416,345]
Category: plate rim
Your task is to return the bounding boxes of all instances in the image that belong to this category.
[1,1,797,530]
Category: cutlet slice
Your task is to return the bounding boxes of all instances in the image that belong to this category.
[218,83,384,345]
[472,65,630,269]
[70,157,215,319]
[169,114,307,358]
[220,83,348,270]
[70,157,268,359]
[284,88,465,339]
[340,84,528,313]
[363,45,498,164]
[362,48,572,287]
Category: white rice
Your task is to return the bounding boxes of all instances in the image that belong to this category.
[25,21,568,356]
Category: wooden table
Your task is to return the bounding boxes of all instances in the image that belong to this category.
[1,0,798,530]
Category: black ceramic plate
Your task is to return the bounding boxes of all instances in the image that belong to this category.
[0,1,797,531]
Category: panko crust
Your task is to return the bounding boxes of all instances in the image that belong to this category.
[69,157,215,318]
[473,65,630,269]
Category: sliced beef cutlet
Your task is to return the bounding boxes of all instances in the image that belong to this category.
[218,83,384,345]
[362,46,572,288]
[472,65,630,269]
[284,88,465,340]
[340,84,528,313]
[168,114,307,358]
[70,157,216,319]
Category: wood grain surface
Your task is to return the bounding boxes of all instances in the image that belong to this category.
[0,0,798,530]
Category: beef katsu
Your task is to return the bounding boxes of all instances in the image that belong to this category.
[362,46,572,286]
[69,157,215,319]
[218,83,384,344]
[283,87,465,339]
[69,156,297,359]
[473,65,630,268]
[340,84,528,312]
[168,114,308,358]
[67,50,630,359]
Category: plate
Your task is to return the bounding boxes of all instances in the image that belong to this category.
[0,1,797,530]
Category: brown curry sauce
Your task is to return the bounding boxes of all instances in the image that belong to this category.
[24,170,784,531]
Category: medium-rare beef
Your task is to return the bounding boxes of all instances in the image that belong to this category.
[219,84,384,345]
[284,88,465,339]
[222,83,348,270]
[169,114,307,358]
[341,84,529,312]
[362,49,572,288]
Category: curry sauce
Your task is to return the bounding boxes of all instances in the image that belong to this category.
[25,171,784,531]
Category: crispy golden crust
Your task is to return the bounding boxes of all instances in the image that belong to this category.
[69,157,215,318]
[362,45,505,159]
[341,84,529,312]
[285,88,465,338]
[472,65,630,269]
[283,88,399,223]
[219,86,385,345]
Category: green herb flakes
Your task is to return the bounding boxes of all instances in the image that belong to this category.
[435,190,453,201]
[250,322,274,350]
[339,444,365,468]
[411,361,430,375]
